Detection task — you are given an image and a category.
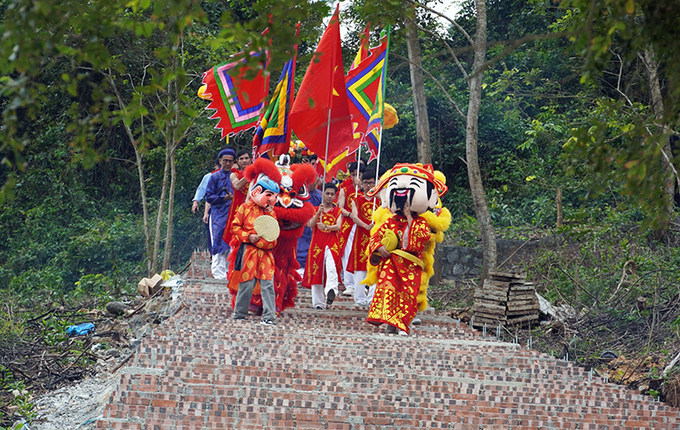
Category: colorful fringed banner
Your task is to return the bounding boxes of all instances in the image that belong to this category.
[345,37,387,159]
[253,24,300,157]
[201,50,270,139]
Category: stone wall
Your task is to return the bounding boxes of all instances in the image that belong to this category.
[437,238,555,280]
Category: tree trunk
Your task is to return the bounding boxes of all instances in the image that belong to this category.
[642,49,674,233]
[162,145,177,271]
[152,145,171,275]
[466,0,496,282]
[106,73,154,275]
[134,147,154,276]
[405,12,432,165]
[556,188,563,228]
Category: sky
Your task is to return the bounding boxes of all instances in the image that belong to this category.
[334,1,465,41]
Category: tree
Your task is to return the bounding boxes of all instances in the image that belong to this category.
[0,0,327,273]
[464,0,497,280]
[562,0,680,233]
[404,9,432,164]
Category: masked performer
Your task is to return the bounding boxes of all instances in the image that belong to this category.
[227,158,282,324]
[365,163,448,335]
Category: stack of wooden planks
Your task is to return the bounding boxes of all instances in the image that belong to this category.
[472,271,539,327]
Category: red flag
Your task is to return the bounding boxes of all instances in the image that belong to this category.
[289,5,355,163]
[317,149,356,180]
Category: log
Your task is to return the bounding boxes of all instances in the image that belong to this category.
[507,309,539,316]
[508,291,537,298]
[474,291,508,301]
[473,298,506,307]
[474,310,507,319]
[509,285,536,292]
[472,317,505,327]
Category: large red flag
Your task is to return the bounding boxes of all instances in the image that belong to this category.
[289,5,355,163]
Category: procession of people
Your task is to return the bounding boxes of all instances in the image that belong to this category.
[191,6,452,336]
[192,146,449,336]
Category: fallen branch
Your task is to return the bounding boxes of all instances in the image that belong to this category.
[663,351,680,377]
[110,352,135,373]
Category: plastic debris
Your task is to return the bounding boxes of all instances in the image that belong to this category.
[160,270,175,281]
[66,323,95,336]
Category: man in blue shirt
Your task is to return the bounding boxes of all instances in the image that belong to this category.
[192,161,219,225]
[205,148,236,279]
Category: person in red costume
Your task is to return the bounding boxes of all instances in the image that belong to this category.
[229,158,281,326]
[365,163,448,335]
[337,161,365,297]
[270,156,317,312]
[227,155,317,315]
[302,183,343,310]
[223,149,252,246]
[346,169,379,307]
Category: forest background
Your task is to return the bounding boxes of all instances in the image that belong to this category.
[2,0,680,418]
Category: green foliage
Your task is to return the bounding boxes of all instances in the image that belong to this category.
[0,375,36,426]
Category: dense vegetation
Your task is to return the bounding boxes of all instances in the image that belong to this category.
[2,0,680,424]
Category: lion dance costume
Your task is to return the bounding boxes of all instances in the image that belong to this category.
[226,156,317,314]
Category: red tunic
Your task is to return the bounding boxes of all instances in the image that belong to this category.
[227,201,277,303]
[347,195,379,273]
[366,215,431,333]
[302,206,342,287]
[338,179,362,252]
[222,168,249,245]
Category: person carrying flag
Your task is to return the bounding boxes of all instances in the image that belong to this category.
[337,161,365,297]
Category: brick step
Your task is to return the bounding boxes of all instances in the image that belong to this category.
[95,253,680,429]
[129,329,611,392]
[182,286,477,341]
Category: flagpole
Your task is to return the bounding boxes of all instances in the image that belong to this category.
[322,109,332,186]
[372,26,391,211]
[322,4,341,188]
[354,143,362,198]
[373,131,382,212]
[374,26,390,184]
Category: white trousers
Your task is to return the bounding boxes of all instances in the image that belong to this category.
[341,225,356,288]
[353,270,376,306]
[310,246,339,309]
[211,248,230,280]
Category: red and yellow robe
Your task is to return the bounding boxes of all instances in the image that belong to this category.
[338,179,362,252]
[227,201,277,310]
[366,215,431,333]
[347,195,379,273]
[302,206,342,287]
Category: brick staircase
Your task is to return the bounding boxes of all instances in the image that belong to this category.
[95,252,680,429]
